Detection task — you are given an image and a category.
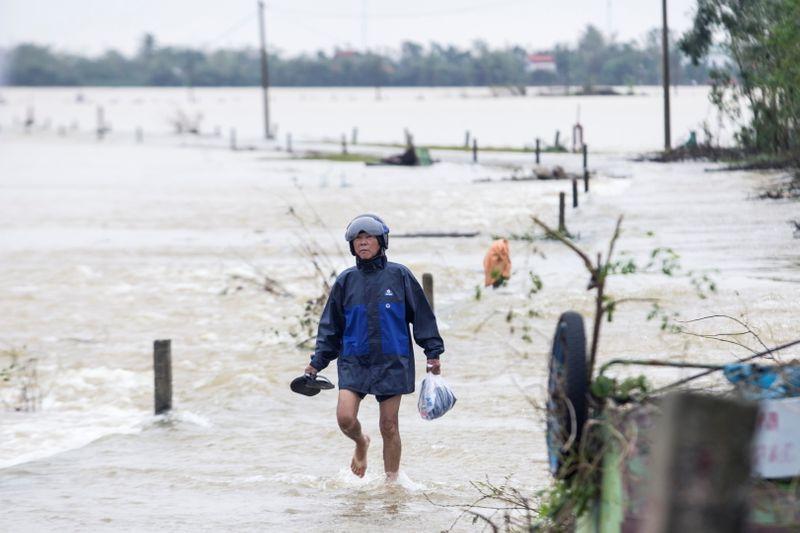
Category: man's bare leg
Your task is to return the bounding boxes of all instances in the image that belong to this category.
[337,390,370,477]
[379,395,402,482]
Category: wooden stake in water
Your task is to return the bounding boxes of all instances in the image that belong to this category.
[154,339,172,415]
[422,273,434,312]
[472,139,478,163]
[535,138,541,164]
[558,192,566,233]
[572,178,578,208]
[584,168,589,193]
[583,143,588,170]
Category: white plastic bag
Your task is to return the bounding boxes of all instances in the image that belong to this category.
[417,373,457,420]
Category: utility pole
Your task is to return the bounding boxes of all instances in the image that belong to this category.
[661,0,671,152]
[258,0,272,139]
[361,0,368,51]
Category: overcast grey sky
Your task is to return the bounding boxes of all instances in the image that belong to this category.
[0,0,699,56]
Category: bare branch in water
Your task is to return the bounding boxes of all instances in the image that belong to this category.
[531,216,594,272]
[678,314,770,355]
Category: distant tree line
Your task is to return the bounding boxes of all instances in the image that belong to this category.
[2,25,711,88]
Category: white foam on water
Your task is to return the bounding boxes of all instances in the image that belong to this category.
[0,365,154,469]
[0,407,148,469]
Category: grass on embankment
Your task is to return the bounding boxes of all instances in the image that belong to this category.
[361,142,567,153]
[293,151,381,163]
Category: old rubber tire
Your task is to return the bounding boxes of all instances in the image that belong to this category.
[546,311,588,478]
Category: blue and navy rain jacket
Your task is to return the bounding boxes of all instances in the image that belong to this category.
[309,254,444,396]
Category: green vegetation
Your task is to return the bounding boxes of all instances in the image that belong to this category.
[295,151,380,163]
[2,25,712,87]
[680,0,800,157]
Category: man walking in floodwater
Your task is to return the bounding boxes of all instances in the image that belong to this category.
[304,214,444,481]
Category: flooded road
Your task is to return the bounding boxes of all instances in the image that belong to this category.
[0,88,797,531]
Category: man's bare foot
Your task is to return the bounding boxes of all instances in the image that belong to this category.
[350,435,370,477]
[385,471,398,483]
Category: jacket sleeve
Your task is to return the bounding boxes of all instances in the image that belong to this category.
[403,269,444,359]
[309,280,345,371]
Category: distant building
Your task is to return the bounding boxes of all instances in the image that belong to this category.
[334,50,358,59]
[526,53,556,73]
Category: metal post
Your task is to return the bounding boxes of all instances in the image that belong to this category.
[558,192,566,233]
[153,340,172,415]
[662,0,671,152]
[257,1,272,139]
[422,273,434,312]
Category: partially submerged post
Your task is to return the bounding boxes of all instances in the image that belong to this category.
[535,138,541,164]
[153,339,172,415]
[472,138,478,163]
[24,106,34,133]
[422,273,434,312]
[558,192,566,233]
[643,392,757,533]
[96,106,105,140]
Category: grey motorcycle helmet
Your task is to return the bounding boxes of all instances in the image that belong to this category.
[344,214,390,255]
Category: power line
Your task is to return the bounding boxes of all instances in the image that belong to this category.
[199,12,255,50]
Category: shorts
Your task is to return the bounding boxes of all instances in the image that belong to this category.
[346,389,397,403]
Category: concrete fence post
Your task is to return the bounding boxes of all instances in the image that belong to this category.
[642,392,758,533]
